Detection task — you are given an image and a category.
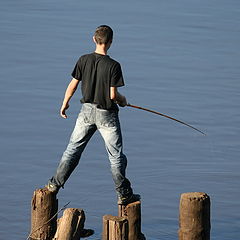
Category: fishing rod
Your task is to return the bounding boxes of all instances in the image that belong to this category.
[127,103,206,135]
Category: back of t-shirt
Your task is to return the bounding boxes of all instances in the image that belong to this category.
[71,52,124,110]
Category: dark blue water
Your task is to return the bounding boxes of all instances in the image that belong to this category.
[1,0,240,239]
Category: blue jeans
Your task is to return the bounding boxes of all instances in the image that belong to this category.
[50,103,133,198]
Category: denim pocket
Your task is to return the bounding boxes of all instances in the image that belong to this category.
[80,104,94,124]
[99,110,118,128]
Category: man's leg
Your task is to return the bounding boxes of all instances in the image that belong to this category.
[48,106,97,191]
[97,110,133,200]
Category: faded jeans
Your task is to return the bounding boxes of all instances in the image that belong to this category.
[50,103,133,198]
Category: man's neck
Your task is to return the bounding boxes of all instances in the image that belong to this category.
[94,44,108,55]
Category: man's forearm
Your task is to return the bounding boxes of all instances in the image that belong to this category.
[60,78,80,118]
[62,78,79,106]
[62,88,75,106]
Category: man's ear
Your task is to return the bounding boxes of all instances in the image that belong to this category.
[93,36,97,44]
[106,40,112,50]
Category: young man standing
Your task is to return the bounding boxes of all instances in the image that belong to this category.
[46,25,140,205]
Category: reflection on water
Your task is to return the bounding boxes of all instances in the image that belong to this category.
[0,1,240,239]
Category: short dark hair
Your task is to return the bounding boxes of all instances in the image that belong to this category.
[94,25,113,44]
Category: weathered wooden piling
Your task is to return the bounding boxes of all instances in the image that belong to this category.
[178,192,211,240]
[102,215,128,240]
[118,201,145,240]
[30,188,58,240]
[53,208,85,240]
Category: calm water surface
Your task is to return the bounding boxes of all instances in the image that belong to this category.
[0,0,240,239]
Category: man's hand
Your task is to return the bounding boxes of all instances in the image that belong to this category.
[110,87,128,107]
[60,103,69,119]
[117,96,127,107]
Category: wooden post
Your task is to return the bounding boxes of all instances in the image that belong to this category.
[102,215,128,240]
[118,201,145,240]
[30,188,58,240]
[53,208,85,240]
[178,192,211,240]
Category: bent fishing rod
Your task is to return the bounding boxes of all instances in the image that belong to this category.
[127,103,206,135]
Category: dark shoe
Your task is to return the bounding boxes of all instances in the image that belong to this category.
[118,194,141,205]
[45,182,60,194]
[80,229,94,238]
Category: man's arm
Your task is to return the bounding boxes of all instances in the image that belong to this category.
[60,78,80,118]
[110,87,127,107]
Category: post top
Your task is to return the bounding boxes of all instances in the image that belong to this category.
[180,192,209,201]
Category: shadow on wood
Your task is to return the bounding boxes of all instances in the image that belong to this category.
[53,208,89,240]
[118,201,145,240]
[102,215,128,240]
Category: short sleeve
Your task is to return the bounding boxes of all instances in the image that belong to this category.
[71,57,82,80]
[110,62,125,87]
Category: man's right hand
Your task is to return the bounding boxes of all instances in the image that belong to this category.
[60,103,69,118]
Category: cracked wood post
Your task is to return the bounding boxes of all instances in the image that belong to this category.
[102,215,128,240]
[30,188,58,240]
[118,201,145,240]
[178,192,211,240]
[53,208,85,240]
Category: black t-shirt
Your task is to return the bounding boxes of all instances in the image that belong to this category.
[71,52,124,110]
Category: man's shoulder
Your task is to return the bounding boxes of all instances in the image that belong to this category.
[105,55,121,67]
[74,53,95,66]
[79,53,95,60]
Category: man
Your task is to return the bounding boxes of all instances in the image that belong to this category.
[46,25,140,205]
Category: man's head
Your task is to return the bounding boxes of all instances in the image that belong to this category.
[93,25,113,45]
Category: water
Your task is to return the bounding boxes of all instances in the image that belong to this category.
[1,0,240,239]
